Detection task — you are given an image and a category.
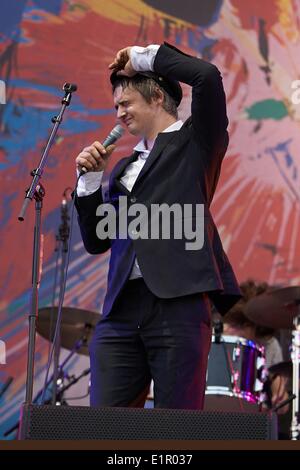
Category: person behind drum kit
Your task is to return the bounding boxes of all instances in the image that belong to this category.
[222,280,289,415]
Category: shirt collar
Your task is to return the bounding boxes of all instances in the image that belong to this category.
[133,120,183,154]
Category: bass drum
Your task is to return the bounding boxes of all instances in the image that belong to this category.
[204,335,267,412]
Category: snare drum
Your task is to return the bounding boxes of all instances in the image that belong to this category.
[206,335,266,404]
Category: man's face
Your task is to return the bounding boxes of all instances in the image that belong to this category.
[113,85,158,139]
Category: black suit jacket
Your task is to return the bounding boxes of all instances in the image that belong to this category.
[75,43,241,316]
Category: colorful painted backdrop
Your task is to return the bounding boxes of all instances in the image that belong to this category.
[1,0,300,437]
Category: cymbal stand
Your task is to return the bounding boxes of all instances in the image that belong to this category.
[45,336,88,404]
[53,367,91,403]
[291,307,300,440]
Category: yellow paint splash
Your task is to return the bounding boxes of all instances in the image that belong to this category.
[276,0,299,42]
[78,0,193,27]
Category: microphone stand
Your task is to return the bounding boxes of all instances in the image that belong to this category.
[17,83,77,406]
[51,194,70,405]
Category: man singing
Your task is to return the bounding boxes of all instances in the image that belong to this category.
[74,42,241,409]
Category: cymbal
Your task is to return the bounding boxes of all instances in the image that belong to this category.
[245,286,300,329]
[37,307,100,356]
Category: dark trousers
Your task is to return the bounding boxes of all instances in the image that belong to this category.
[89,278,212,409]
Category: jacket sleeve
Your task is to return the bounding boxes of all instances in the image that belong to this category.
[153,42,228,151]
[74,187,111,254]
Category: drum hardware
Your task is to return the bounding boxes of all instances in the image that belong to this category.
[34,306,98,405]
[206,335,267,406]
[3,365,91,438]
[37,306,100,356]
[38,333,91,404]
[245,286,300,439]
[272,393,296,413]
[52,367,91,403]
[3,338,91,438]
[233,345,240,360]
[212,314,223,344]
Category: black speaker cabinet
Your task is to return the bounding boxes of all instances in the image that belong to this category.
[19,404,278,440]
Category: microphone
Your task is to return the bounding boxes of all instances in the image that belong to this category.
[63,83,77,93]
[79,124,124,177]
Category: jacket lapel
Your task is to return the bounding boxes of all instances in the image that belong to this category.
[110,151,140,195]
[113,151,140,181]
[111,128,188,195]
[131,131,177,190]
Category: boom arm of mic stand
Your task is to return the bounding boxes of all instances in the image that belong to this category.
[18,86,75,222]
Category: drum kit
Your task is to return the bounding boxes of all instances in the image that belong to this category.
[207,285,300,440]
[206,334,266,408]
[35,306,99,403]
[37,306,99,357]
[34,286,300,439]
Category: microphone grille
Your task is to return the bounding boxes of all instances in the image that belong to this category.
[63,83,77,92]
[112,124,125,139]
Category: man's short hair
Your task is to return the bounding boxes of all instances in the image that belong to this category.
[110,71,182,118]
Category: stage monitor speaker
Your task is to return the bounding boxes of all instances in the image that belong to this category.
[19,404,278,440]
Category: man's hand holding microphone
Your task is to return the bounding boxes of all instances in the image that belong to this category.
[76,125,124,176]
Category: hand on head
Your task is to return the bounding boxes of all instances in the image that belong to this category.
[109,47,136,77]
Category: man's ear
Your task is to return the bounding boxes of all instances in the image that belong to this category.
[152,87,164,106]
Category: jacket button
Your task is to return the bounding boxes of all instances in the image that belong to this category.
[130,196,137,203]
